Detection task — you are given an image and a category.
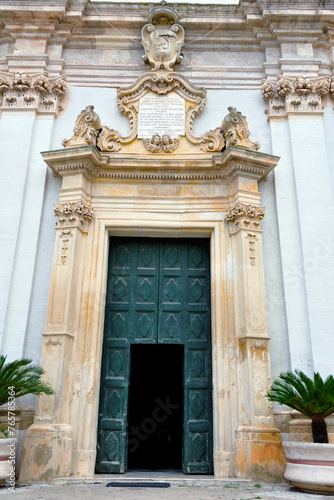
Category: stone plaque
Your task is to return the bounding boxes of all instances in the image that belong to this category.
[138,94,185,138]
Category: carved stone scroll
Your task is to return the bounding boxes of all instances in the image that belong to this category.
[261,75,330,117]
[0,71,67,115]
[54,201,94,233]
[220,107,260,151]
[63,106,102,148]
[226,204,265,230]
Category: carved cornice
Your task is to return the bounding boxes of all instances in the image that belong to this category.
[261,76,330,118]
[226,204,265,230]
[220,107,260,151]
[54,201,94,232]
[43,145,279,184]
[0,71,67,115]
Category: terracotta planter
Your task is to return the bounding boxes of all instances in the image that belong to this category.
[283,441,334,494]
[0,438,16,485]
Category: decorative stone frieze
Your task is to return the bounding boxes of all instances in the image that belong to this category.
[226,204,265,230]
[220,107,260,151]
[54,201,94,233]
[261,75,330,118]
[142,2,184,72]
[0,71,67,115]
[143,134,179,153]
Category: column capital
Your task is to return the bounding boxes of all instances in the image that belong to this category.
[0,71,67,116]
[261,75,330,119]
[226,203,265,231]
[54,201,94,233]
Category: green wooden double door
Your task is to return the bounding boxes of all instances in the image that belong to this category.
[96,238,213,474]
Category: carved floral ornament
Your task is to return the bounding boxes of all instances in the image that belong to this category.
[54,201,94,233]
[261,75,332,117]
[226,204,265,230]
[0,71,67,114]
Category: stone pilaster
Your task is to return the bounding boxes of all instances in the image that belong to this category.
[19,201,93,482]
[227,198,285,480]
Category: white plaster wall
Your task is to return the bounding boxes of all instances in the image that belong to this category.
[0,112,36,356]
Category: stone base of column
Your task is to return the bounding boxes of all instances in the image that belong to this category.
[71,449,97,477]
[235,425,286,482]
[19,424,72,482]
[213,451,235,478]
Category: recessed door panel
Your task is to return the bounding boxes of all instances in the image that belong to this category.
[96,238,213,474]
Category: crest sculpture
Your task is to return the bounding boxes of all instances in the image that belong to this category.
[63,1,259,156]
[142,1,184,71]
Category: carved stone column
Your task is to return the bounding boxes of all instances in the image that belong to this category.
[20,201,93,482]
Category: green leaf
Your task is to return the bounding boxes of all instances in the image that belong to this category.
[0,355,54,407]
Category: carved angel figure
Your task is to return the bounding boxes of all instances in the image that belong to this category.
[143,134,179,153]
[162,134,179,153]
[143,134,163,153]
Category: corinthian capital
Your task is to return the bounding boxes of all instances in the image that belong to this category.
[54,201,94,232]
[261,75,330,118]
[0,71,67,115]
[226,204,265,230]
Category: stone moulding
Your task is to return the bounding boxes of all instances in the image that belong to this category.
[261,75,330,118]
[54,201,94,233]
[0,71,67,115]
[43,145,279,185]
[226,203,265,230]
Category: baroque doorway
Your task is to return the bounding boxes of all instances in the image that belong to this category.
[96,238,213,474]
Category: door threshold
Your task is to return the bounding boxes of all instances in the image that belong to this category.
[52,474,252,488]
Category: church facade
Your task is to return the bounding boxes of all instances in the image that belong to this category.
[0,0,334,482]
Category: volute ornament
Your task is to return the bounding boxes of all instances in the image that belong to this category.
[221,107,260,151]
[63,106,102,148]
[142,2,184,71]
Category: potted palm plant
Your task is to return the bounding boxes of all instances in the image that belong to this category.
[267,370,334,494]
[0,355,54,485]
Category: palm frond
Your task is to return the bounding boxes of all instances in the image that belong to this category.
[0,355,54,407]
[267,370,334,420]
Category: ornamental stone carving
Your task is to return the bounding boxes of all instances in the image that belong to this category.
[142,2,184,71]
[261,76,330,117]
[0,71,67,115]
[226,204,265,230]
[54,201,94,233]
[62,106,102,148]
[220,107,260,151]
[143,134,179,153]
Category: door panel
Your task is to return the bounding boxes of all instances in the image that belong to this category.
[97,238,213,474]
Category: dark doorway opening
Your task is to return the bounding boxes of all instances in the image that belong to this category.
[127,344,184,471]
